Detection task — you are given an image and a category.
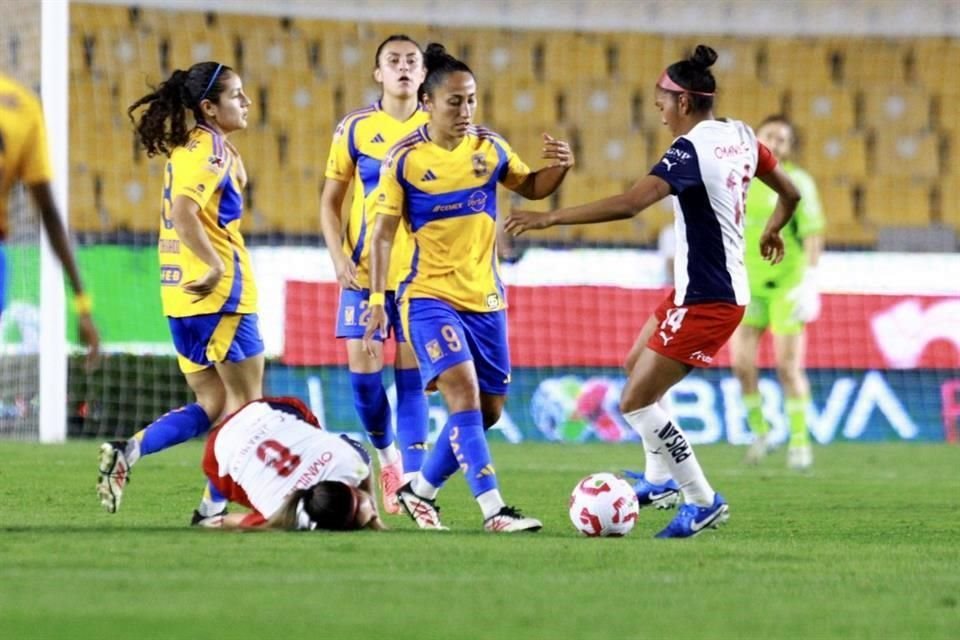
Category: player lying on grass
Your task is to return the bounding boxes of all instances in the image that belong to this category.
[192,396,385,531]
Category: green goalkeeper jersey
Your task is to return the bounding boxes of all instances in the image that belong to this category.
[743,161,825,293]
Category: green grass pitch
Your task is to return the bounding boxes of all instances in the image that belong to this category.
[1,440,958,639]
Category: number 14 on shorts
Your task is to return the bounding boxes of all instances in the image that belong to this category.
[659,307,688,346]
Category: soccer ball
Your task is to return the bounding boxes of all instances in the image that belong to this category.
[568,473,639,537]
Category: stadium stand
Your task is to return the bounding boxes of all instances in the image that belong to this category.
[68,3,955,249]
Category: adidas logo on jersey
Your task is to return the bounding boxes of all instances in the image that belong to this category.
[370,133,385,144]
[421,169,437,181]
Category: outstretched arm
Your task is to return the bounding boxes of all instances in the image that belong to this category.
[510,133,575,201]
[505,174,671,235]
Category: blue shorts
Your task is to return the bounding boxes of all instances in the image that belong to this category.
[335,288,405,342]
[402,298,510,395]
[0,244,6,316]
[168,313,264,374]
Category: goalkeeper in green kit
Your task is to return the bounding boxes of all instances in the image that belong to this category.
[730,115,825,470]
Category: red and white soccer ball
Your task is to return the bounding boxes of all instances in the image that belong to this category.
[569,473,640,537]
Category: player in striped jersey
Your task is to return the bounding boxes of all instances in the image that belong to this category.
[320,35,430,515]
[194,397,384,532]
[98,62,262,522]
[507,45,802,538]
[0,73,99,364]
[364,43,574,532]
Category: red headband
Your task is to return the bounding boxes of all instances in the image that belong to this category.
[657,70,715,97]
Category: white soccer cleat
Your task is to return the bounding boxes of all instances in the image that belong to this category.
[97,441,130,513]
[397,482,448,530]
[483,506,542,533]
[787,444,814,471]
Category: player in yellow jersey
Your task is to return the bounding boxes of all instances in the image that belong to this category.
[320,35,430,515]
[97,62,261,523]
[363,43,574,532]
[0,73,99,365]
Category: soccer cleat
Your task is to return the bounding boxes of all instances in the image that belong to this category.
[396,482,448,530]
[744,433,774,465]
[96,441,130,514]
[483,506,542,533]
[623,470,680,510]
[787,444,813,470]
[378,459,404,515]
[190,508,228,528]
[655,493,730,539]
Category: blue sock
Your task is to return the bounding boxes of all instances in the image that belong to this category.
[136,403,212,457]
[395,368,429,473]
[350,371,394,450]
[420,420,462,489]
[448,409,498,497]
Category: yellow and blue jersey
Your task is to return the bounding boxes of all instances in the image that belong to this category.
[0,74,53,238]
[325,101,429,290]
[375,125,531,313]
[159,124,257,317]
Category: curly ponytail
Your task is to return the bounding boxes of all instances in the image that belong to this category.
[127,61,232,157]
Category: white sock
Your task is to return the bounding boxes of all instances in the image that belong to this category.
[123,439,141,467]
[477,489,505,520]
[412,473,439,500]
[643,445,672,486]
[403,471,418,483]
[376,444,400,467]
[623,404,716,507]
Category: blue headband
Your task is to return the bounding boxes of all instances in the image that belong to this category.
[199,63,223,101]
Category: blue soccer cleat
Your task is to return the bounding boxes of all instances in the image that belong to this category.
[623,470,681,510]
[655,493,730,539]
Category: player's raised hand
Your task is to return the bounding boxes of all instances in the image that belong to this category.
[542,132,575,169]
[759,229,785,264]
[505,209,553,236]
[185,263,225,300]
[362,304,387,357]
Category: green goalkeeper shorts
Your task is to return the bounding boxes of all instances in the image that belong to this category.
[742,290,804,336]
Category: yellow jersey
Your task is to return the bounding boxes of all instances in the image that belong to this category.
[324,101,429,289]
[375,125,531,313]
[159,124,257,317]
[0,74,52,238]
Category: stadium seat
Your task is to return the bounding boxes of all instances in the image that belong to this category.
[815,181,875,247]
[68,164,101,234]
[579,130,650,180]
[909,38,960,96]
[612,33,671,85]
[564,82,638,133]
[871,130,941,179]
[862,86,932,132]
[718,83,784,130]
[937,175,960,232]
[489,78,561,129]
[763,39,834,89]
[789,87,857,132]
[800,129,868,181]
[861,176,934,228]
[834,38,909,88]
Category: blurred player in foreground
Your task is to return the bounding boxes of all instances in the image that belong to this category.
[731,115,825,470]
[0,73,100,365]
[507,45,801,538]
[192,397,384,531]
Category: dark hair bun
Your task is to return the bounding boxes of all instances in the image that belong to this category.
[689,45,718,70]
[425,42,448,58]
